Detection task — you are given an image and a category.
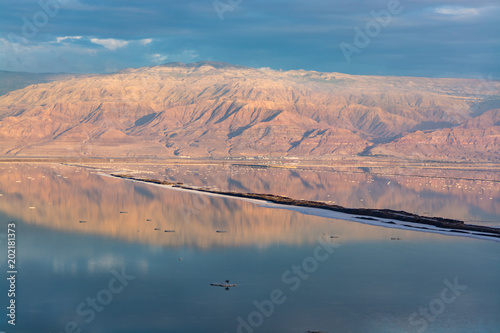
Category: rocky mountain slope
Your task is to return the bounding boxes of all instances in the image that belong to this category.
[0,61,498,160]
[372,109,500,161]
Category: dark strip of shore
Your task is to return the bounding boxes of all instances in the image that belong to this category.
[109,173,500,239]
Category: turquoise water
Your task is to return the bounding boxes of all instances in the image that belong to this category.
[0,164,499,332]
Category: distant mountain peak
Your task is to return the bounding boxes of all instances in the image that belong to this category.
[159,61,250,70]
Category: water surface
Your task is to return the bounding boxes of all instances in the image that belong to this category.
[0,163,498,333]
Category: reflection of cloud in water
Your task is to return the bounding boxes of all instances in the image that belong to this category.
[50,254,126,275]
[136,259,149,275]
[52,257,80,275]
[87,254,125,274]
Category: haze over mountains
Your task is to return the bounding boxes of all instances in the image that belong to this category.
[0,71,78,97]
[0,61,499,161]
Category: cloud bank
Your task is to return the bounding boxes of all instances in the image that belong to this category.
[0,0,498,78]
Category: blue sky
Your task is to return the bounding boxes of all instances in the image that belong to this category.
[0,0,498,78]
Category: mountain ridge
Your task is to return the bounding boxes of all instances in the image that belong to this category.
[0,62,499,161]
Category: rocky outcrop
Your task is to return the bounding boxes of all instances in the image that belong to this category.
[372,109,500,161]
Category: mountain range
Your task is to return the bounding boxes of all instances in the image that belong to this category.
[0,61,498,161]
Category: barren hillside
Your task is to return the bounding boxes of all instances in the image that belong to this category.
[0,61,498,161]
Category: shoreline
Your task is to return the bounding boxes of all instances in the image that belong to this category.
[102,173,500,242]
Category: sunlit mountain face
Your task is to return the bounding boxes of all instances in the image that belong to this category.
[0,62,499,161]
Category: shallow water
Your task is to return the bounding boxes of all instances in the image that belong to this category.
[105,162,500,226]
[0,163,499,332]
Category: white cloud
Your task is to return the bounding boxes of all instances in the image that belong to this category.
[0,35,159,73]
[0,37,98,73]
[140,38,153,45]
[182,49,199,60]
[56,36,83,43]
[147,50,199,66]
[149,53,168,64]
[434,6,480,17]
[90,38,130,50]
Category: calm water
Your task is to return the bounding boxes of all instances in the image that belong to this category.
[104,162,500,226]
[0,163,499,333]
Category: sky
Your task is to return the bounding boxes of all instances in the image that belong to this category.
[0,0,499,78]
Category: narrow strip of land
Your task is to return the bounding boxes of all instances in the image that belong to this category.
[107,173,500,240]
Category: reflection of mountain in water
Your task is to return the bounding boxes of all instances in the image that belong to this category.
[1,163,488,248]
[122,163,500,225]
